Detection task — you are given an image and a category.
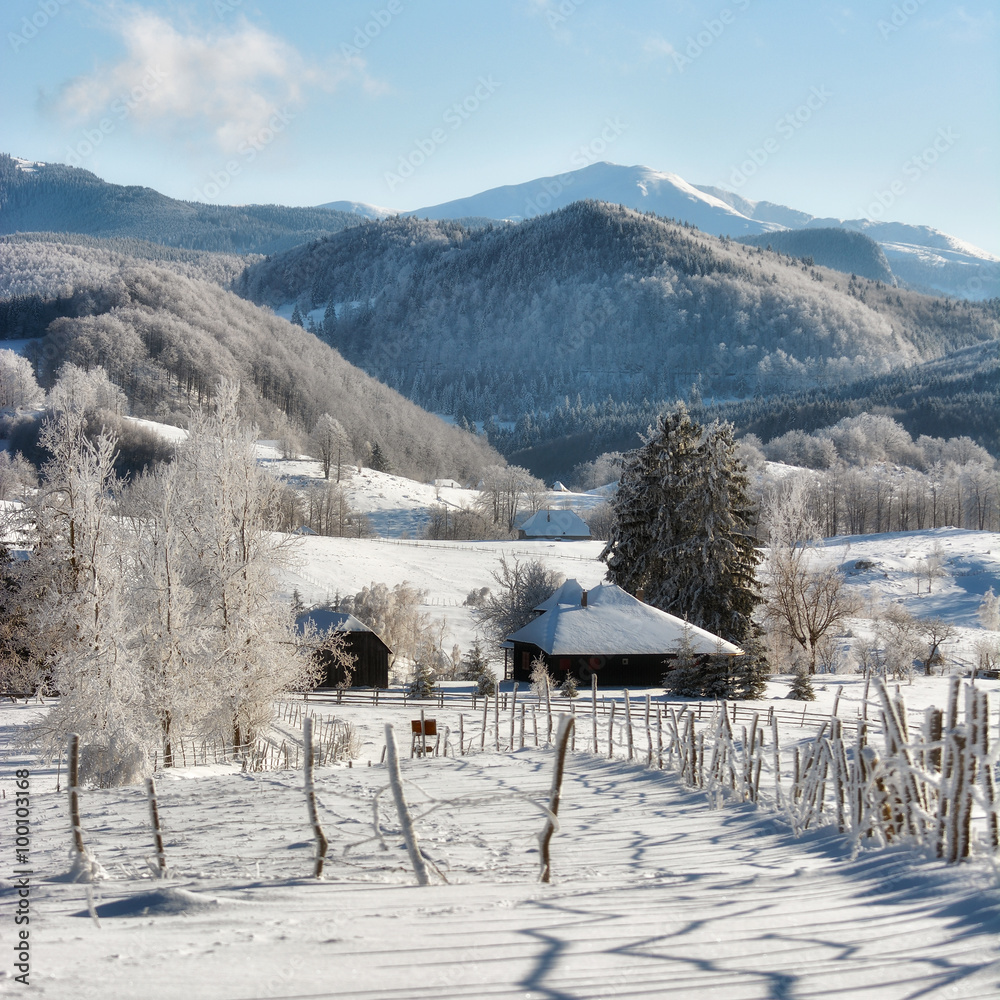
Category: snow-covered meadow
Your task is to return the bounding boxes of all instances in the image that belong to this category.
[3,688,1000,999]
[2,433,1000,998]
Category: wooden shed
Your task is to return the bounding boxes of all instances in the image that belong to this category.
[504,580,742,687]
[295,608,391,688]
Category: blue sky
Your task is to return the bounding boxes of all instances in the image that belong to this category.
[4,0,998,253]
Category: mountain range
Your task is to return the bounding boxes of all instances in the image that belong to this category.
[325,162,1000,301]
[238,201,999,454]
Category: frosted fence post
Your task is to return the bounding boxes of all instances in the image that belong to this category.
[303,717,329,878]
[533,707,539,746]
[974,690,998,851]
[384,724,430,886]
[624,690,634,762]
[657,705,663,769]
[772,715,782,806]
[495,687,500,751]
[459,713,465,755]
[608,701,616,760]
[520,703,526,749]
[420,709,426,759]
[544,673,553,745]
[67,734,86,857]
[481,695,488,751]
[570,701,576,753]
[510,682,518,751]
[645,695,652,766]
[145,777,168,877]
[592,675,599,754]
[539,715,575,884]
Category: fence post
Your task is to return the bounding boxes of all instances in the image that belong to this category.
[459,713,465,755]
[68,734,86,856]
[608,701,616,760]
[592,675,599,754]
[481,696,488,751]
[384,724,430,886]
[303,717,329,878]
[145,777,167,878]
[510,682,518,752]
[539,715,575,883]
[624,690,634,762]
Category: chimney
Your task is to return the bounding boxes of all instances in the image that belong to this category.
[636,587,645,603]
[581,589,588,608]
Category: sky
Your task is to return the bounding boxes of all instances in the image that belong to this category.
[3,0,998,253]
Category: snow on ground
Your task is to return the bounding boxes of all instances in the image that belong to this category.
[276,524,1000,669]
[2,694,999,999]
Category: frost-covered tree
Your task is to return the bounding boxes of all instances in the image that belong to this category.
[31,410,146,784]
[311,412,349,481]
[177,383,308,751]
[0,349,43,410]
[601,404,761,644]
[763,482,861,674]
[979,587,1000,632]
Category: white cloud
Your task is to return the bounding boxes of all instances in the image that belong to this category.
[53,7,376,152]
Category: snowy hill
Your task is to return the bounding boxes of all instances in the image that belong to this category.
[361,160,996,300]
[407,161,779,236]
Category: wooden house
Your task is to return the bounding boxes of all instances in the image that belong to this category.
[295,608,391,688]
[504,580,742,687]
[517,508,591,540]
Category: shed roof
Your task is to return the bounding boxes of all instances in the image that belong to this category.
[519,508,591,538]
[295,609,392,649]
[507,581,742,656]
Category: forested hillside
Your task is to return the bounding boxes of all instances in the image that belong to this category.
[0,155,360,254]
[238,201,1000,425]
[503,338,1000,481]
[0,237,500,482]
[736,228,895,284]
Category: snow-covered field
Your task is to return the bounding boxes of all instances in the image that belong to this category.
[2,431,998,997]
[2,693,999,1000]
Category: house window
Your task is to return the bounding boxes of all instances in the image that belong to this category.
[622,657,629,665]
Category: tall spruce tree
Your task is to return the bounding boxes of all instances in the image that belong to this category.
[601,403,762,645]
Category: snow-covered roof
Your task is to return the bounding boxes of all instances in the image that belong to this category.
[508,581,743,656]
[295,609,389,646]
[519,508,591,538]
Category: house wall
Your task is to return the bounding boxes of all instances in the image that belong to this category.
[317,632,389,688]
[510,642,673,687]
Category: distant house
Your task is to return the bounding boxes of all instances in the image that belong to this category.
[433,478,463,490]
[517,508,591,540]
[295,608,391,688]
[504,580,742,687]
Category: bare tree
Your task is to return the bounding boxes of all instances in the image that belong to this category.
[311,413,349,481]
[763,482,861,674]
[917,617,957,675]
[472,554,564,652]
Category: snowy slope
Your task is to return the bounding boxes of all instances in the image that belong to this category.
[407,161,779,235]
[2,717,999,999]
